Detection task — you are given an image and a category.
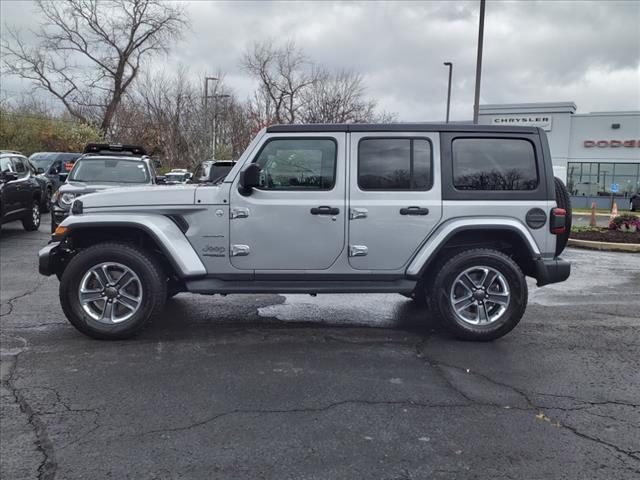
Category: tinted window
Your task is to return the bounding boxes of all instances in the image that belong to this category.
[12,158,28,178]
[254,139,336,190]
[69,159,150,183]
[453,138,538,191]
[358,138,432,190]
[30,153,80,171]
[0,157,13,172]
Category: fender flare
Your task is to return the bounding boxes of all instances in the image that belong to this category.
[406,218,541,278]
[59,213,207,277]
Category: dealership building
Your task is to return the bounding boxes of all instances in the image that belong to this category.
[478,102,640,209]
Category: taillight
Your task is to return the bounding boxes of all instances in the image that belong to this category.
[550,208,566,234]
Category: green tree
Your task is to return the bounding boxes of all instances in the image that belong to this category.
[0,110,103,155]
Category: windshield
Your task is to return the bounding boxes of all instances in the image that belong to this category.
[69,158,150,183]
[210,164,234,183]
[166,173,189,182]
[30,153,79,170]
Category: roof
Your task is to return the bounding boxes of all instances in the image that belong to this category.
[266,123,540,134]
[479,102,577,114]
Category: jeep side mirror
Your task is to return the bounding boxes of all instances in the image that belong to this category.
[238,163,261,196]
[36,167,45,174]
[156,175,166,184]
[59,172,69,182]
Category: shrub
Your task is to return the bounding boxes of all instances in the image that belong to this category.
[571,225,603,234]
[609,213,640,233]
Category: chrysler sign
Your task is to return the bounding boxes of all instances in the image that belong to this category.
[583,140,639,148]
[491,116,553,131]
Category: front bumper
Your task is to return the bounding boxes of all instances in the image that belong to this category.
[51,205,69,226]
[39,241,61,276]
[533,257,571,287]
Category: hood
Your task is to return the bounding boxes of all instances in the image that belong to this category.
[61,181,143,195]
[79,184,199,209]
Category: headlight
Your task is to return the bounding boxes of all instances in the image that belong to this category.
[60,193,77,205]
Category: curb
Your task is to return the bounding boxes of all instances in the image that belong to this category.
[568,238,640,253]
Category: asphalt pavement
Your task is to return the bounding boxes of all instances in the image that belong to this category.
[1,216,639,480]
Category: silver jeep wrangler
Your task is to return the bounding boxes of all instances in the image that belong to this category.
[39,124,571,341]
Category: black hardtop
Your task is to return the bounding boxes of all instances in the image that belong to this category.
[266,123,540,134]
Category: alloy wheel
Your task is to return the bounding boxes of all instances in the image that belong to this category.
[449,266,510,325]
[78,262,143,324]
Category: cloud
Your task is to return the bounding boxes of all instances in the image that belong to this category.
[2,0,639,121]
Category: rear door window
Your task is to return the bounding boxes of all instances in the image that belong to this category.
[452,138,538,191]
[358,138,432,190]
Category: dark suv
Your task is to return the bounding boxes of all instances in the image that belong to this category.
[0,151,42,231]
[51,144,158,231]
[29,152,81,192]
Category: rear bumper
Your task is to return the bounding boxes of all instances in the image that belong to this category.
[533,257,571,287]
[38,241,61,276]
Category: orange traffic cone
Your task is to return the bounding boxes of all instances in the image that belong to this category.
[589,202,597,227]
[609,202,618,223]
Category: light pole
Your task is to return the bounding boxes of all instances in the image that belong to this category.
[210,94,230,156]
[204,76,218,156]
[472,0,486,124]
[444,62,453,123]
[203,76,230,157]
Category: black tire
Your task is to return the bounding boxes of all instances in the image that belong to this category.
[554,177,572,256]
[59,242,167,340]
[22,200,41,231]
[432,248,528,341]
[41,187,52,213]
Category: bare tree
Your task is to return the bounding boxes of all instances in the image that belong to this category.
[302,69,392,124]
[2,0,186,133]
[242,40,318,126]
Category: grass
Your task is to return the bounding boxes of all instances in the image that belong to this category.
[572,208,613,215]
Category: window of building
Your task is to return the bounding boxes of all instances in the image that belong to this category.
[452,138,538,191]
[358,138,432,190]
[567,162,640,196]
[254,138,336,190]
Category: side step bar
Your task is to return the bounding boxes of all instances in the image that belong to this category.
[184,278,417,295]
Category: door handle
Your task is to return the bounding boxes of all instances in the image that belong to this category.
[400,206,429,216]
[310,206,340,215]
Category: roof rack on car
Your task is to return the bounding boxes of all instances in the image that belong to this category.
[83,143,147,156]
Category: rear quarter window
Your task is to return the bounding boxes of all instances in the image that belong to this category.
[452,138,538,191]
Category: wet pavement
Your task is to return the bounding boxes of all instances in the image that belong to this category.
[1,217,639,479]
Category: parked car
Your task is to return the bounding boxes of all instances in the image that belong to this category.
[1,151,41,231]
[164,169,192,184]
[192,160,236,184]
[39,123,571,341]
[630,193,639,212]
[50,144,158,232]
[29,152,82,192]
[27,159,54,213]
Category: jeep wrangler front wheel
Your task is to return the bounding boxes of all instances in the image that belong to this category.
[59,242,167,340]
[432,249,527,341]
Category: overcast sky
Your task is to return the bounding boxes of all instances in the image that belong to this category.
[1,0,639,121]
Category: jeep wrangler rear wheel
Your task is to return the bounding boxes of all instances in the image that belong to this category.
[432,248,527,341]
[60,242,167,340]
